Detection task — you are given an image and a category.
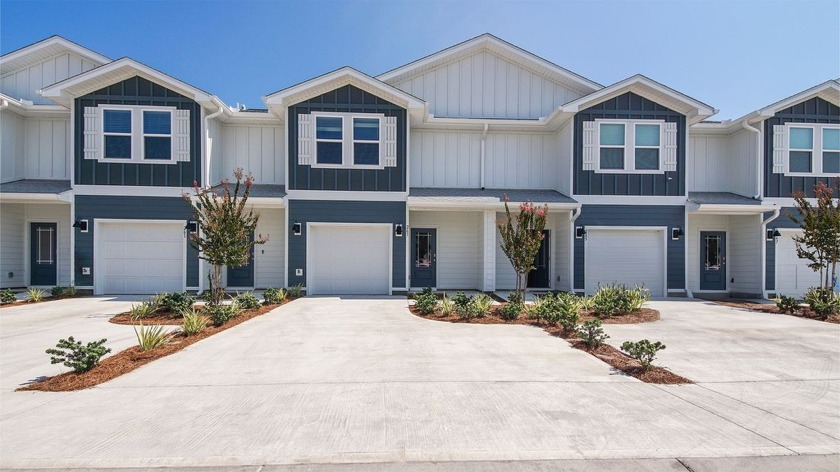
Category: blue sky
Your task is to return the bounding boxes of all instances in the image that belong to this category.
[1,0,838,119]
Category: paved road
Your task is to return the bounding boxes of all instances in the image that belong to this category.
[0,297,838,469]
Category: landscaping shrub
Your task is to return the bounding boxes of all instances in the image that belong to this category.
[156,291,195,314]
[468,293,493,319]
[451,291,473,317]
[46,337,110,373]
[235,291,261,310]
[774,295,800,314]
[64,285,77,297]
[1,289,16,304]
[437,294,455,316]
[181,309,207,336]
[134,324,172,351]
[414,287,438,315]
[288,284,304,298]
[27,288,46,302]
[577,319,609,348]
[205,301,242,326]
[591,284,650,318]
[499,301,522,321]
[556,293,582,332]
[804,287,840,318]
[620,339,666,371]
[129,301,157,320]
[50,286,65,297]
[528,293,561,325]
[263,287,286,305]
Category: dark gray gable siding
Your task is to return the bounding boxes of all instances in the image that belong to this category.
[574,205,685,290]
[288,85,407,192]
[765,207,804,291]
[574,92,686,196]
[764,97,840,198]
[287,200,406,288]
[75,76,202,187]
[74,195,199,287]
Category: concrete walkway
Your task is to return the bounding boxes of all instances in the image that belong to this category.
[0,297,838,469]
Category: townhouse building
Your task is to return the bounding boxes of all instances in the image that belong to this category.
[1,34,837,299]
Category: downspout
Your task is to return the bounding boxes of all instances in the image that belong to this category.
[761,208,781,299]
[569,206,582,293]
[480,123,489,190]
[197,102,225,296]
[742,119,762,199]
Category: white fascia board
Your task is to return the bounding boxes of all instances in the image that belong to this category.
[0,192,73,203]
[0,36,111,75]
[407,198,580,211]
[689,203,779,214]
[73,185,194,197]
[756,80,840,118]
[286,190,407,201]
[573,195,688,206]
[245,197,286,208]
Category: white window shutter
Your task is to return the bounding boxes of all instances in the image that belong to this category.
[298,113,313,165]
[773,124,788,174]
[383,116,398,167]
[83,107,100,160]
[173,109,191,162]
[663,122,678,172]
[582,121,597,170]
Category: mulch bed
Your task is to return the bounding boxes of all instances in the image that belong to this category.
[715,300,840,324]
[1,294,83,308]
[18,299,297,392]
[409,303,689,384]
[109,310,186,325]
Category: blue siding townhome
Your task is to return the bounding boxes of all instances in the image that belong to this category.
[1,34,838,299]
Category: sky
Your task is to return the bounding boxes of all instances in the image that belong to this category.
[1,0,838,120]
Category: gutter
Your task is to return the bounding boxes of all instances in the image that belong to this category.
[761,208,781,299]
[203,102,225,189]
[0,99,8,111]
[569,207,582,293]
[480,123,489,190]
[742,119,763,199]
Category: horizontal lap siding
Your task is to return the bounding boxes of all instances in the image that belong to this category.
[255,209,285,288]
[74,196,199,287]
[574,205,685,291]
[287,200,406,288]
[574,92,685,196]
[729,215,762,295]
[765,208,803,290]
[288,85,406,192]
[410,211,481,289]
[74,76,202,187]
[0,204,25,288]
[764,97,840,198]
[25,204,72,286]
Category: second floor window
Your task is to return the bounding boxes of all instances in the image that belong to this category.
[597,120,665,173]
[776,123,840,176]
[103,110,132,159]
[84,105,190,164]
[311,112,383,168]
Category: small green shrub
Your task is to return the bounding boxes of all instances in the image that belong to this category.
[134,324,172,351]
[156,292,195,314]
[774,295,800,314]
[129,301,157,320]
[206,301,242,326]
[437,294,456,316]
[50,286,65,297]
[452,291,474,317]
[620,339,666,371]
[529,293,563,325]
[64,285,77,297]
[288,284,304,298]
[804,287,839,318]
[263,287,287,305]
[556,292,583,332]
[181,309,207,336]
[577,319,609,348]
[591,284,650,318]
[499,301,522,321]
[471,294,493,318]
[27,287,46,302]
[507,291,524,305]
[46,337,110,373]
[235,291,261,310]
[1,289,16,304]
[414,287,438,315]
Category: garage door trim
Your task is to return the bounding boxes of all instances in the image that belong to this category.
[93,219,187,295]
[305,222,393,295]
[584,225,668,297]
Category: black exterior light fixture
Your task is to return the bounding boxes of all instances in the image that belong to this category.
[394,224,403,237]
[671,227,684,240]
[292,222,302,236]
[185,220,198,234]
[72,218,88,233]
[575,226,586,239]
[767,229,782,242]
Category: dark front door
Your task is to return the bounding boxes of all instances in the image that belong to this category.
[227,232,254,287]
[527,230,550,288]
[30,222,57,286]
[700,231,726,290]
[411,228,436,288]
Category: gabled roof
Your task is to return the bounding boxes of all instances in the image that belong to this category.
[561,74,717,124]
[754,79,840,118]
[39,57,217,108]
[263,66,425,118]
[1,35,111,76]
[377,33,601,95]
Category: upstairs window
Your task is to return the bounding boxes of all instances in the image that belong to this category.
[353,118,380,165]
[316,116,343,165]
[103,109,132,159]
[598,123,625,170]
[585,119,674,173]
[773,123,840,176]
[142,110,172,160]
[298,112,397,169]
[83,105,190,164]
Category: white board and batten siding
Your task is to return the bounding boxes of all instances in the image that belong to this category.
[217,124,285,185]
[1,52,98,104]
[1,111,26,182]
[25,119,70,180]
[390,50,585,119]
[410,211,482,290]
[585,228,666,297]
[688,129,757,196]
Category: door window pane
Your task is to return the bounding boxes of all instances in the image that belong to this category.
[415,232,431,267]
[599,123,625,145]
[36,227,53,264]
[789,151,812,173]
[635,124,660,146]
[704,235,721,271]
[600,148,624,169]
[635,148,659,170]
[823,152,840,174]
[789,127,813,150]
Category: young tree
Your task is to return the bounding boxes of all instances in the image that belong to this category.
[183,168,268,305]
[497,196,548,301]
[788,179,840,300]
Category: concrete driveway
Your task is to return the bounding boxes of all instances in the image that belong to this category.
[0,296,838,470]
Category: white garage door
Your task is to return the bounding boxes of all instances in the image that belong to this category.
[309,225,390,295]
[586,229,665,297]
[776,231,827,299]
[97,221,185,295]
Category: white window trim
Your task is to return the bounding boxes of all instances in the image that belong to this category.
[785,123,840,177]
[595,119,666,174]
[312,111,385,170]
[99,105,177,165]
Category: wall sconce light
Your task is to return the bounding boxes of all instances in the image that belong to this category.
[292,222,302,236]
[671,227,684,240]
[394,224,403,237]
[767,229,781,242]
[72,218,88,233]
[575,226,586,239]
[185,220,198,234]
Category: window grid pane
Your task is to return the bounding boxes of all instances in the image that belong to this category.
[823,152,840,174]
[354,143,379,165]
[599,123,625,146]
[145,136,171,160]
[317,141,342,164]
[105,135,132,158]
[354,118,379,141]
[635,148,659,170]
[316,117,342,140]
[104,110,131,133]
[789,151,812,173]
[143,111,171,135]
[600,148,624,169]
[635,124,660,146]
[790,128,814,150]
[823,128,840,151]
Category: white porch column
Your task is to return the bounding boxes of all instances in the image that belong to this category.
[481,209,496,292]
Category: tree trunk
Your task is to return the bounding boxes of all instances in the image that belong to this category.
[211,265,223,306]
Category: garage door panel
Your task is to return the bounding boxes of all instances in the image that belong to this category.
[776,231,833,298]
[98,222,185,295]
[309,226,390,295]
[586,229,664,297]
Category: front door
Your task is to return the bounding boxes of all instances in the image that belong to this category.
[30,222,57,286]
[700,231,726,290]
[411,228,436,288]
[527,230,550,288]
[227,232,254,287]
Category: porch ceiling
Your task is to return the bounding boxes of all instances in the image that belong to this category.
[687,192,777,214]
